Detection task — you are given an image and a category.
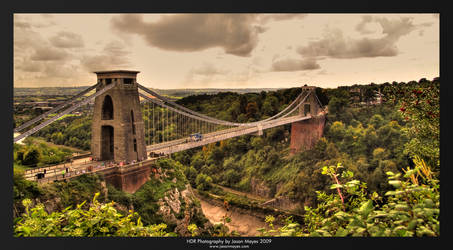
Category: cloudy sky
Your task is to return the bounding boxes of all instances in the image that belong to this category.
[14,13,439,89]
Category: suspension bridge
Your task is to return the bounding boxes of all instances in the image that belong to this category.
[14,70,326,193]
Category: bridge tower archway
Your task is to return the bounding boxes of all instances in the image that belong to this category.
[102,95,114,120]
[91,70,147,163]
[101,125,114,160]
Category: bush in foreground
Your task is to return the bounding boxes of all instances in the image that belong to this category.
[258,156,439,237]
[14,193,175,237]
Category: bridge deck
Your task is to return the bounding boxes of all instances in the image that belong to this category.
[24,155,161,184]
[23,113,325,183]
[146,114,313,155]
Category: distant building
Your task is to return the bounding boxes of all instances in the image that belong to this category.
[369,90,383,105]
[349,88,362,103]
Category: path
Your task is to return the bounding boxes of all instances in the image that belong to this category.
[213,184,269,203]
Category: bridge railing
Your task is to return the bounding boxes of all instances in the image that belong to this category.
[32,161,121,184]
[31,156,163,184]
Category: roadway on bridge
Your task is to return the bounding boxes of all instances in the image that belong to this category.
[147,114,314,155]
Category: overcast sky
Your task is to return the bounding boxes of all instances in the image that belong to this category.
[14,13,439,89]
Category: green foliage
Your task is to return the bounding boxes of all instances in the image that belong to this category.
[13,170,42,206]
[13,140,72,168]
[13,157,211,236]
[187,223,199,236]
[166,79,435,220]
[369,114,385,128]
[22,147,41,167]
[384,79,439,167]
[259,158,439,237]
[222,169,242,186]
[46,174,107,208]
[183,165,198,186]
[34,115,92,151]
[13,171,106,217]
[14,193,173,237]
[195,173,213,191]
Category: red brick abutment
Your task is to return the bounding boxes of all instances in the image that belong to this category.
[100,159,154,193]
[290,114,326,154]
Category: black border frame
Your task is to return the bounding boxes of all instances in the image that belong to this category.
[2,0,448,249]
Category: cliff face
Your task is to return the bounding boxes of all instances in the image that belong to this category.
[132,159,213,236]
[157,184,212,236]
[250,177,272,198]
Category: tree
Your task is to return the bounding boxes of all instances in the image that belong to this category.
[258,158,439,237]
[195,173,213,191]
[250,137,264,149]
[184,166,198,186]
[245,102,258,120]
[14,144,25,164]
[223,169,241,186]
[383,80,439,167]
[369,114,385,128]
[363,88,375,104]
[22,147,40,167]
[328,121,346,141]
[207,146,224,164]
[227,101,241,121]
[262,95,279,116]
[266,127,285,143]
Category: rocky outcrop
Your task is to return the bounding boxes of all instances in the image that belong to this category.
[250,177,272,198]
[249,178,300,211]
[14,161,213,236]
[157,184,212,236]
[40,196,62,213]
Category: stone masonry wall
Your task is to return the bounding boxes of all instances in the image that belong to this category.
[289,115,326,154]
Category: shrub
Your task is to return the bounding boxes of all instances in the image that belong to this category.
[14,193,174,237]
[195,173,213,191]
[258,157,439,237]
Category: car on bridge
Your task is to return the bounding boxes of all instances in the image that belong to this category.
[189,133,203,142]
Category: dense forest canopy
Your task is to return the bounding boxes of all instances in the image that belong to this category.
[13,77,440,237]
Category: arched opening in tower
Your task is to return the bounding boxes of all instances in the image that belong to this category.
[102,95,114,120]
[101,125,114,160]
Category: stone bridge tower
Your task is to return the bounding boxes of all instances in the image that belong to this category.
[289,85,326,154]
[91,70,147,163]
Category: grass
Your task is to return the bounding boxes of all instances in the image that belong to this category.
[32,137,88,154]
[264,161,300,185]
[14,163,34,172]
[47,114,79,121]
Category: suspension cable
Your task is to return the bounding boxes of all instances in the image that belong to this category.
[139,88,311,130]
[138,83,307,126]
[14,82,101,133]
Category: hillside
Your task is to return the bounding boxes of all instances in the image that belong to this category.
[13,78,440,237]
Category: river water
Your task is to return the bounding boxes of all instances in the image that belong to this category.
[199,199,269,236]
